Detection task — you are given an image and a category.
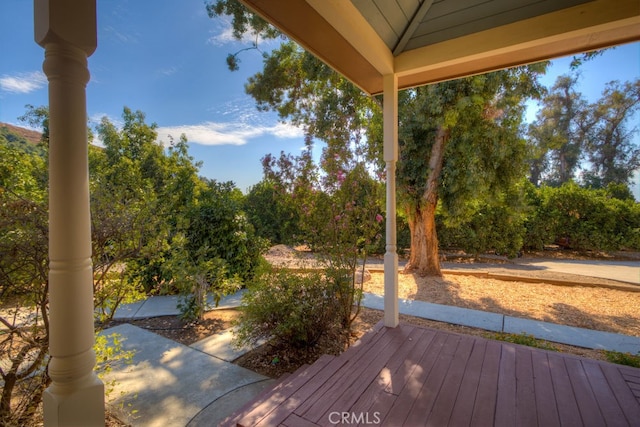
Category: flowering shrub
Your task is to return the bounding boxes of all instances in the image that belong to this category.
[238,153,384,349]
[302,163,384,330]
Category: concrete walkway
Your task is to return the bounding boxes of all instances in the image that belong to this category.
[101,264,640,426]
[511,258,640,284]
[365,257,640,287]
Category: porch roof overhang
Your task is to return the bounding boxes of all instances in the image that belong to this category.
[239,0,640,95]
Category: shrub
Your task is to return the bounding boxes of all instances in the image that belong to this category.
[163,234,240,322]
[524,182,640,251]
[300,164,383,330]
[244,180,302,245]
[234,267,339,348]
[185,180,268,283]
[438,184,527,258]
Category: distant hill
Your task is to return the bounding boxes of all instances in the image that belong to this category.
[0,122,42,145]
[0,122,46,158]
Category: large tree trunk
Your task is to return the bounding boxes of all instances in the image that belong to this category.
[404,126,449,277]
[405,202,441,276]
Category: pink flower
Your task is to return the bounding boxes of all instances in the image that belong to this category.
[375,214,383,223]
[336,170,346,183]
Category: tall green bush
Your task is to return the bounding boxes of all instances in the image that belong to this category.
[185,180,268,282]
[234,267,338,348]
[524,182,640,251]
[301,164,384,329]
[163,234,239,322]
[244,180,301,245]
[437,184,527,258]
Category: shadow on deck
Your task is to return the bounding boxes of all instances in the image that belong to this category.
[221,322,640,426]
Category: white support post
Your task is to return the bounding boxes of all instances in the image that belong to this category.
[383,74,399,328]
[35,1,104,426]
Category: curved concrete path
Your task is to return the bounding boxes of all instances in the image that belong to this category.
[101,324,273,427]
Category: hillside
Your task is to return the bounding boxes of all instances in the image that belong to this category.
[0,122,42,145]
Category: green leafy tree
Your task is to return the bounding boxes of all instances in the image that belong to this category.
[206,2,547,275]
[205,0,280,71]
[383,71,545,275]
[244,179,301,245]
[93,109,174,302]
[0,141,49,424]
[581,79,640,188]
[18,104,50,146]
[2,106,247,421]
[527,74,588,186]
[93,108,244,322]
[163,233,235,322]
[185,179,267,283]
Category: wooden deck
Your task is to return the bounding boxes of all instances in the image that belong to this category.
[222,322,640,426]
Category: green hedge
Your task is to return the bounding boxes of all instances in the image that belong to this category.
[523,183,640,251]
[437,182,639,255]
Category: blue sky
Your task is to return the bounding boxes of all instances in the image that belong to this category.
[1,0,639,195]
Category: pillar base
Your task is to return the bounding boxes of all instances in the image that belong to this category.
[43,372,104,427]
[383,251,399,327]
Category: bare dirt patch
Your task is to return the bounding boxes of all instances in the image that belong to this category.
[109,309,241,346]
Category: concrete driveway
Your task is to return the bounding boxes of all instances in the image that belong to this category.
[513,258,640,284]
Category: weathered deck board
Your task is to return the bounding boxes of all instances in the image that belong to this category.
[531,350,561,427]
[447,339,487,426]
[469,340,501,426]
[225,322,640,427]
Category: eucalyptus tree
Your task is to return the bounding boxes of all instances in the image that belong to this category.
[527,75,640,189]
[581,79,640,188]
[208,1,546,276]
[527,75,588,186]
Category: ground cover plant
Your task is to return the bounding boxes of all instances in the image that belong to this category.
[603,350,640,368]
[483,332,559,352]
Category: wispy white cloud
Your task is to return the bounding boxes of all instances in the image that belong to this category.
[0,71,47,94]
[157,120,304,147]
[208,22,238,46]
[103,25,139,44]
[206,17,274,47]
[157,66,179,77]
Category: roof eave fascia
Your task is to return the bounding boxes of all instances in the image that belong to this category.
[238,0,391,94]
[306,0,394,76]
[393,0,640,91]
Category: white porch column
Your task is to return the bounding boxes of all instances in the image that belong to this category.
[35,1,104,426]
[383,74,399,328]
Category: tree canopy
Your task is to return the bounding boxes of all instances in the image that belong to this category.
[207,1,549,275]
[528,75,640,188]
[208,1,640,262]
